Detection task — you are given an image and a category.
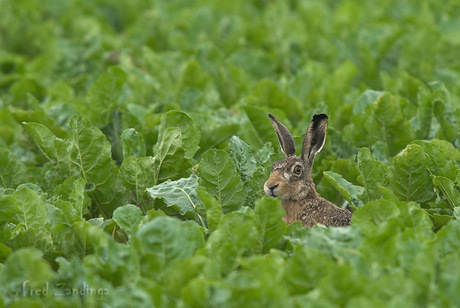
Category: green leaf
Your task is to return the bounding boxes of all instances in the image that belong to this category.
[433,176,460,210]
[205,212,259,276]
[156,110,200,159]
[454,207,460,219]
[357,147,391,203]
[69,177,89,218]
[121,128,146,158]
[434,100,458,142]
[24,122,72,179]
[120,156,155,204]
[70,114,127,216]
[197,149,246,213]
[353,89,385,114]
[0,148,34,189]
[7,228,54,256]
[11,95,68,138]
[83,66,127,127]
[11,186,48,230]
[254,198,287,253]
[135,217,205,268]
[146,174,205,226]
[199,123,240,155]
[0,242,12,263]
[243,105,278,149]
[352,200,400,230]
[197,188,222,232]
[0,248,54,290]
[113,204,143,235]
[284,247,335,294]
[323,171,364,208]
[229,136,258,182]
[152,127,191,184]
[371,93,413,155]
[413,140,460,180]
[430,213,452,231]
[391,144,436,203]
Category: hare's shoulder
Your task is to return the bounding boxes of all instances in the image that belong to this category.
[300,197,352,228]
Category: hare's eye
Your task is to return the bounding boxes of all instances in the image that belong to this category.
[293,165,302,175]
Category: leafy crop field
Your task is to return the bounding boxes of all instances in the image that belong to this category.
[1,0,460,307]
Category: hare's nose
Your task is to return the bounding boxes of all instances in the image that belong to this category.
[268,184,279,196]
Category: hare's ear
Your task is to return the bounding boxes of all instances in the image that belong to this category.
[268,114,296,157]
[301,114,328,167]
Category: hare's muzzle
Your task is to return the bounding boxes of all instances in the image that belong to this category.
[264,183,279,198]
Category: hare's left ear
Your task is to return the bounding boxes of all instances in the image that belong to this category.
[268,114,296,157]
[301,114,328,167]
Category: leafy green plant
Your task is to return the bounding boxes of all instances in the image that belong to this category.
[0,0,459,307]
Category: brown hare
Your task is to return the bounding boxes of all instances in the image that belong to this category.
[264,113,352,228]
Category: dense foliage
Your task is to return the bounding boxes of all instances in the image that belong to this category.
[0,0,459,306]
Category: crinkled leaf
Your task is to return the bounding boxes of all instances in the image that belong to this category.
[156,110,200,159]
[113,204,143,235]
[197,149,245,213]
[153,127,191,184]
[433,176,460,210]
[254,197,287,253]
[0,248,54,290]
[352,200,400,231]
[69,177,89,218]
[413,140,460,180]
[353,89,385,114]
[0,148,34,188]
[391,144,436,203]
[147,174,204,225]
[371,93,413,155]
[434,100,458,143]
[135,217,205,268]
[11,186,48,230]
[121,128,146,158]
[229,136,258,182]
[70,114,127,215]
[323,171,364,208]
[7,228,54,256]
[197,188,222,232]
[357,147,391,203]
[12,95,68,138]
[453,207,460,219]
[84,66,127,127]
[23,122,70,171]
[120,156,155,203]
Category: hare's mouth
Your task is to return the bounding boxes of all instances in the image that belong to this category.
[264,183,279,198]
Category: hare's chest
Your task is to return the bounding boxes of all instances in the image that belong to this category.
[281,199,317,227]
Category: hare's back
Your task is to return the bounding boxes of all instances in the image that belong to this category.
[300,198,352,228]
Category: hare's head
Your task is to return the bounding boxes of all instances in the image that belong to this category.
[264,113,328,201]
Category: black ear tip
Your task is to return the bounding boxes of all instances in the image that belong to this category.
[313,113,328,121]
[268,113,275,119]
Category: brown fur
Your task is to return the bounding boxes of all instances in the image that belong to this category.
[264,114,352,228]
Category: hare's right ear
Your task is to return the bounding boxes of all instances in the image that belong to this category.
[268,114,296,157]
[301,114,328,168]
